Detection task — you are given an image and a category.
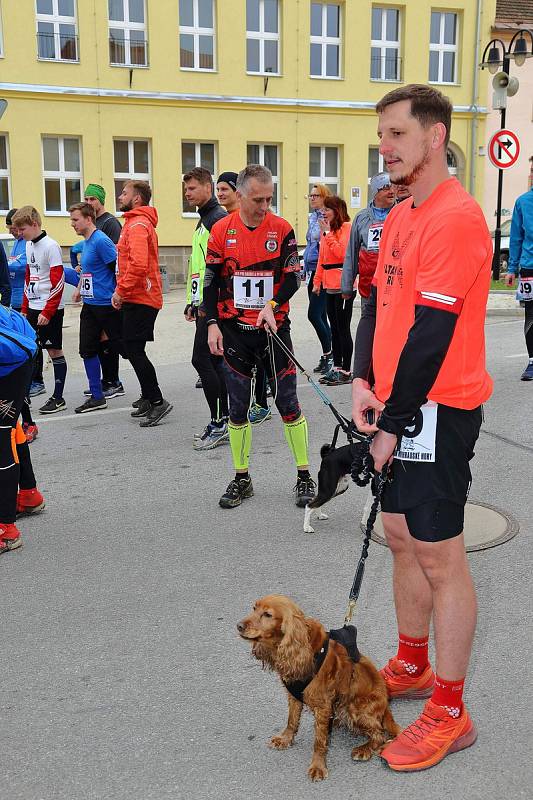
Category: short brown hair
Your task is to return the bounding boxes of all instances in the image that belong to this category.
[124,179,152,206]
[11,206,42,228]
[69,202,96,221]
[376,84,452,147]
[183,167,213,185]
[323,195,350,232]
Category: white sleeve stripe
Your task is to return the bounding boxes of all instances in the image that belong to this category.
[420,291,458,305]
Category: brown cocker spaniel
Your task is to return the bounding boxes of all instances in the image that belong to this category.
[237,594,400,781]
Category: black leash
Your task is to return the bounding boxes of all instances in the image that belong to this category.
[265,327,389,623]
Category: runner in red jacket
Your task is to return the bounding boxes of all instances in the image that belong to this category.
[112,180,172,427]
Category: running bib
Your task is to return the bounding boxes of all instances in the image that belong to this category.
[80,273,94,299]
[190,272,201,305]
[367,223,384,252]
[234,271,274,309]
[27,277,41,300]
[395,402,438,463]
[517,277,533,302]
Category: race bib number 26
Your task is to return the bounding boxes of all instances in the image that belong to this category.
[234,271,274,309]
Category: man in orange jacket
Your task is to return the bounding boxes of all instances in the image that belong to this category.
[111,180,172,427]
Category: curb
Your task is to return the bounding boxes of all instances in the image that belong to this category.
[486,308,522,317]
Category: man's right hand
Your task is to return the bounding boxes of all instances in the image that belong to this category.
[352,378,385,434]
[506,272,515,287]
[207,323,223,356]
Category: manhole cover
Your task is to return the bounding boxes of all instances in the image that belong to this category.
[361,498,519,552]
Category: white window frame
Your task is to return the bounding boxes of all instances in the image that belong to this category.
[181,141,217,217]
[35,0,79,62]
[108,0,148,68]
[0,134,12,213]
[370,6,401,82]
[429,10,458,85]
[179,0,216,72]
[368,146,384,183]
[113,138,152,213]
[247,143,280,213]
[310,2,342,79]
[42,136,82,216]
[246,0,280,76]
[309,145,340,195]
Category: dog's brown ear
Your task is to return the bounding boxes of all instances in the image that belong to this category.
[276,604,313,681]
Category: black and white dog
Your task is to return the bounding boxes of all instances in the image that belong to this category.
[304,442,365,533]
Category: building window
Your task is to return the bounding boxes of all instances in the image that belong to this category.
[181,141,216,214]
[310,2,341,78]
[0,135,11,212]
[429,11,458,84]
[247,143,280,213]
[109,0,148,67]
[36,0,78,62]
[113,139,151,211]
[368,146,384,182]
[179,0,215,70]
[309,145,339,195]
[371,6,400,81]
[42,136,82,214]
[246,0,279,75]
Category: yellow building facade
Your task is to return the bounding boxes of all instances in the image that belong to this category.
[0,0,496,282]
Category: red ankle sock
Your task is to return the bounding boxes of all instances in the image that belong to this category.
[431,675,465,718]
[396,633,429,676]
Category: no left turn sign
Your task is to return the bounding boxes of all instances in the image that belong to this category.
[488,129,520,170]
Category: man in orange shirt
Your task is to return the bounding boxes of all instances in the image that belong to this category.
[111,180,172,427]
[352,85,493,771]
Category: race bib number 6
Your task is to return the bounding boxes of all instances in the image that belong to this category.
[234,271,274,309]
[80,273,94,299]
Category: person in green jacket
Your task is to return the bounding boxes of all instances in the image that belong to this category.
[183,167,229,450]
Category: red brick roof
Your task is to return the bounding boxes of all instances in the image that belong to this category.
[495,0,533,26]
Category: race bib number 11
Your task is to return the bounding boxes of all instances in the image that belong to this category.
[234,271,274,309]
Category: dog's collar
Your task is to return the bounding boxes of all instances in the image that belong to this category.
[282,626,360,703]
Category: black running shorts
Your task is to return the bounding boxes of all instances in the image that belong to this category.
[26,307,64,350]
[79,303,122,358]
[380,403,483,542]
[121,302,159,342]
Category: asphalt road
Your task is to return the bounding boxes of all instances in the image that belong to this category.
[2,290,532,800]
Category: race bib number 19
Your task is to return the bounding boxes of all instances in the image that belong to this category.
[395,402,438,463]
[234,271,274,309]
[517,277,533,302]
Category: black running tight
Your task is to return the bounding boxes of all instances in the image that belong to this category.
[0,360,34,523]
[122,340,163,404]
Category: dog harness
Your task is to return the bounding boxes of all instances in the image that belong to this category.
[282,625,360,702]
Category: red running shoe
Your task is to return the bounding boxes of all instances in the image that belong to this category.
[0,523,23,553]
[17,488,46,516]
[22,422,39,443]
[381,657,435,699]
[381,699,477,771]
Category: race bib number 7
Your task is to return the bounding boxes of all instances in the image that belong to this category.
[234,271,274,309]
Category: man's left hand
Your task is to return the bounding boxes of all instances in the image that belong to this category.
[111,291,122,310]
[256,303,277,332]
[369,429,397,472]
[37,313,49,326]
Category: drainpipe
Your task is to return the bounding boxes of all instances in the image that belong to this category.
[469,0,483,195]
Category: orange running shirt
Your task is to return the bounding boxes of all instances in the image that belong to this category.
[206,211,300,325]
[372,178,493,409]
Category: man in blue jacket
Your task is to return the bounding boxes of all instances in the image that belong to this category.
[6,209,25,311]
[506,186,533,380]
[0,239,11,307]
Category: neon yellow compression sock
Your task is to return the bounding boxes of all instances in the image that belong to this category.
[284,415,309,468]
[229,421,252,471]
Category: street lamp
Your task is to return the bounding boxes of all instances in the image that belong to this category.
[480,29,533,280]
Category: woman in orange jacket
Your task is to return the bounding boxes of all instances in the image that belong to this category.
[312,196,353,385]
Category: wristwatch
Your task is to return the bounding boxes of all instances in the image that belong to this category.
[267,299,280,313]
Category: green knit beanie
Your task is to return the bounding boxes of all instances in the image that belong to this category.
[84,183,106,204]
